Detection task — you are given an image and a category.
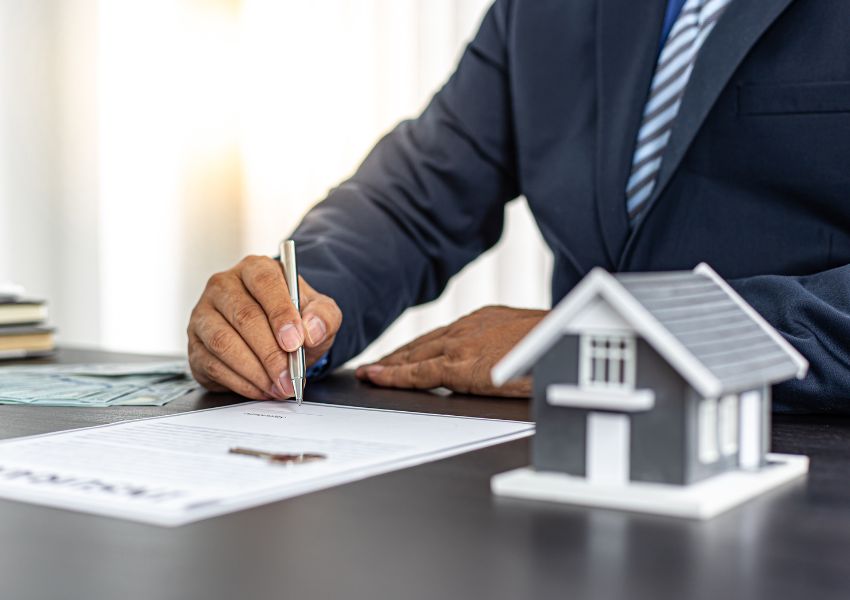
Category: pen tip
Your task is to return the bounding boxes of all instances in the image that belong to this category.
[293,378,304,405]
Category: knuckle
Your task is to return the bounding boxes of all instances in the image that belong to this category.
[410,363,433,387]
[189,362,208,386]
[320,294,341,314]
[232,302,262,330]
[385,367,401,387]
[206,272,228,292]
[267,304,297,325]
[252,267,279,291]
[208,328,234,356]
[189,303,214,332]
[306,292,340,315]
[204,358,223,381]
[447,323,468,338]
[262,347,287,368]
[326,298,343,326]
[443,339,464,359]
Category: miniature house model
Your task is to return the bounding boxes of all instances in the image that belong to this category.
[490,263,810,519]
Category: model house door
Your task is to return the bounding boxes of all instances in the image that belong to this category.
[739,389,763,470]
[587,412,630,484]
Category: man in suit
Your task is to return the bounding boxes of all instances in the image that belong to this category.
[187,0,850,412]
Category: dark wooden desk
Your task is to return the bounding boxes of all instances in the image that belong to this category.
[0,348,848,600]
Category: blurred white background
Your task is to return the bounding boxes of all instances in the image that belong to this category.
[0,0,551,364]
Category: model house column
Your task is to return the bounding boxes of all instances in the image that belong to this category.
[739,389,765,470]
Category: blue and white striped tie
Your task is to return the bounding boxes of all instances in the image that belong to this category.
[626,0,732,222]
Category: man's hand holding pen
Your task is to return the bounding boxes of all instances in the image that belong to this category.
[187,254,341,400]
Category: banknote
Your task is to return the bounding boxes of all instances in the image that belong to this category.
[0,361,199,407]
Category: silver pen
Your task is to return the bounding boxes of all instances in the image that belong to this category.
[280,240,306,404]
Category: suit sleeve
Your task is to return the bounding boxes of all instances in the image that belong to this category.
[290,1,518,370]
[730,265,850,414]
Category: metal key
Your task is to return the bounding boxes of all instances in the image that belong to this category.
[229,447,326,465]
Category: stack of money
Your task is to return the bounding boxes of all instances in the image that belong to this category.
[0,361,198,407]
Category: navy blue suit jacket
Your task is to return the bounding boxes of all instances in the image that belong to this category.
[292,0,850,413]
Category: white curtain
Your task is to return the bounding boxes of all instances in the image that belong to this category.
[0,0,551,365]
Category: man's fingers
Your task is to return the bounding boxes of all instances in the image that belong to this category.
[239,256,304,352]
[208,276,290,397]
[193,308,279,398]
[359,357,526,396]
[381,325,450,360]
[354,326,449,380]
[189,335,270,400]
[356,326,449,377]
[375,339,445,367]
[361,357,446,390]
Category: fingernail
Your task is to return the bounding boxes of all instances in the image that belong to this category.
[366,365,384,376]
[305,316,327,346]
[279,370,295,397]
[278,324,303,352]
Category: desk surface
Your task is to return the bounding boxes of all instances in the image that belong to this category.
[1,348,849,600]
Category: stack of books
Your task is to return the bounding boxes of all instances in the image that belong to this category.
[0,284,55,359]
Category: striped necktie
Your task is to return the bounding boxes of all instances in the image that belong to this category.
[626,0,732,223]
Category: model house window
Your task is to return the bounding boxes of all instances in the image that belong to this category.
[698,397,720,464]
[579,334,636,390]
[719,394,739,456]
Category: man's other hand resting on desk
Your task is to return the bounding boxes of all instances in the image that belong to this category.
[187,255,341,400]
[355,306,543,398]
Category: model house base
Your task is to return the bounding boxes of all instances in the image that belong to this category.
[492,453,808,520]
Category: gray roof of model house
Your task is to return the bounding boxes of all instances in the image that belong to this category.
[492,263,808,398]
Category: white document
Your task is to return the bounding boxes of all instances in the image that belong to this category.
[0,401,533,526]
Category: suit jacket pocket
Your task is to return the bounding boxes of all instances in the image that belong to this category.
[738,81,850,115]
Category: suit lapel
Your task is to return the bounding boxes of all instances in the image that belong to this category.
[595,0,667,266]
[618,0,798,268]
